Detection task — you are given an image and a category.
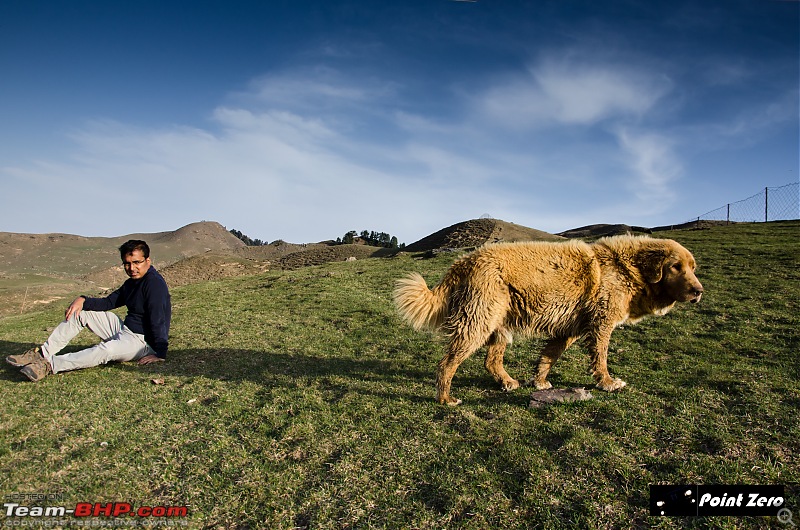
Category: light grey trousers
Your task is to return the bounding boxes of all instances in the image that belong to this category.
[41,311,154,374]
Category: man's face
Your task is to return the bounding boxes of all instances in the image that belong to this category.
[122,250,151,279]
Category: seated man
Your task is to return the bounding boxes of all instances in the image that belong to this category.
[7,240,171,381]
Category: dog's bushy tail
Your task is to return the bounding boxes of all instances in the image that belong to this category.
[393,272,451,331]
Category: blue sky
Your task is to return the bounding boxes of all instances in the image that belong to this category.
[1,0,797,244]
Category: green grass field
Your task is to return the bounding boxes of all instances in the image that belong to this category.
[1,221,798,529]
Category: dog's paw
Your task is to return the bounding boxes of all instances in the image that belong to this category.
[531,380,553,390]
[501,379,520,392]
[596,378,627,392]
[438,394,463,406]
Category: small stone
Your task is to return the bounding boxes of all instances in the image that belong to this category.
[529,387,593,408]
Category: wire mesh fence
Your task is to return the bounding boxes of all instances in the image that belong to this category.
[693,182,799,223]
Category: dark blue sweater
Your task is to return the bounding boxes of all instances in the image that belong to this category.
[83,267,171,358]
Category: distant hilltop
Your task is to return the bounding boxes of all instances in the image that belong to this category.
[403,218,563,252]
[0,221,245,280]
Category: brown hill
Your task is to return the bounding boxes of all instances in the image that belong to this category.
[0,221,247,317]
[404,218,563,252]
[146,221,247,251]
[0,221,244,281]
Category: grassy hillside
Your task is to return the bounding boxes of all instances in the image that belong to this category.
[0,221,245,279]
[0,221,246,318]
[0,221,798,529]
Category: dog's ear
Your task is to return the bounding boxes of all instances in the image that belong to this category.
[635,247,672,283]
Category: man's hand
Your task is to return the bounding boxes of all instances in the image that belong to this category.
[65,296,85,321]
[137,354,165,365]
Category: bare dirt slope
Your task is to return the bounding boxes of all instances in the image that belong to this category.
[234,240,331,262]
[158,245,385,287]
[159,254,270,288]
[273,244,388,270]
[404,218,563,252]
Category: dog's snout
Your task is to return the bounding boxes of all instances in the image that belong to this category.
[690,284,704,303]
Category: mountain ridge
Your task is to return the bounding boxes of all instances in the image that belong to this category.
[0,217,738,318]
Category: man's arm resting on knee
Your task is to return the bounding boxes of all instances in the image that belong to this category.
[65,296,85,320]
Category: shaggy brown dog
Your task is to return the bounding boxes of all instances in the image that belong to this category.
[394,235,703,405]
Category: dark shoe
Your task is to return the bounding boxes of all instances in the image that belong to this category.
[20,357,52,382]
[6,347,44,367]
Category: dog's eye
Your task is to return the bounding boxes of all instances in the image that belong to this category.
[671,263,683,272]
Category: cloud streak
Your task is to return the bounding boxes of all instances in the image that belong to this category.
[478,52,672,129]
[615,128,683,203]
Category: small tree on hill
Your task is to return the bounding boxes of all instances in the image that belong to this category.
[338,229,403,248]
[229,228,268,246]
[342,231,357,244]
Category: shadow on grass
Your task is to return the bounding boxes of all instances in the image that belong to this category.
[0,339,441,404]
[1,339,593,407]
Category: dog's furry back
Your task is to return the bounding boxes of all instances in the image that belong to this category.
[393,240,596,335]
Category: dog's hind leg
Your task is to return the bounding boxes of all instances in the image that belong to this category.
[436,337,481,406]
[528,336,578,390]
[437,316,494,405]
[437,276,508,405]
[484,327,519,392]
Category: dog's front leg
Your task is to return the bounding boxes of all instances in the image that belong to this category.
[587,326,626,391]
[529,336,577,389]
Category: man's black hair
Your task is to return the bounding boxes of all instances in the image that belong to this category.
[119,240,150,260]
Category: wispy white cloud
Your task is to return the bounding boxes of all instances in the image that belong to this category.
[720,89,798,140]
[231,66,397,120]
[615,128,683,203]
[477,51,673,129]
